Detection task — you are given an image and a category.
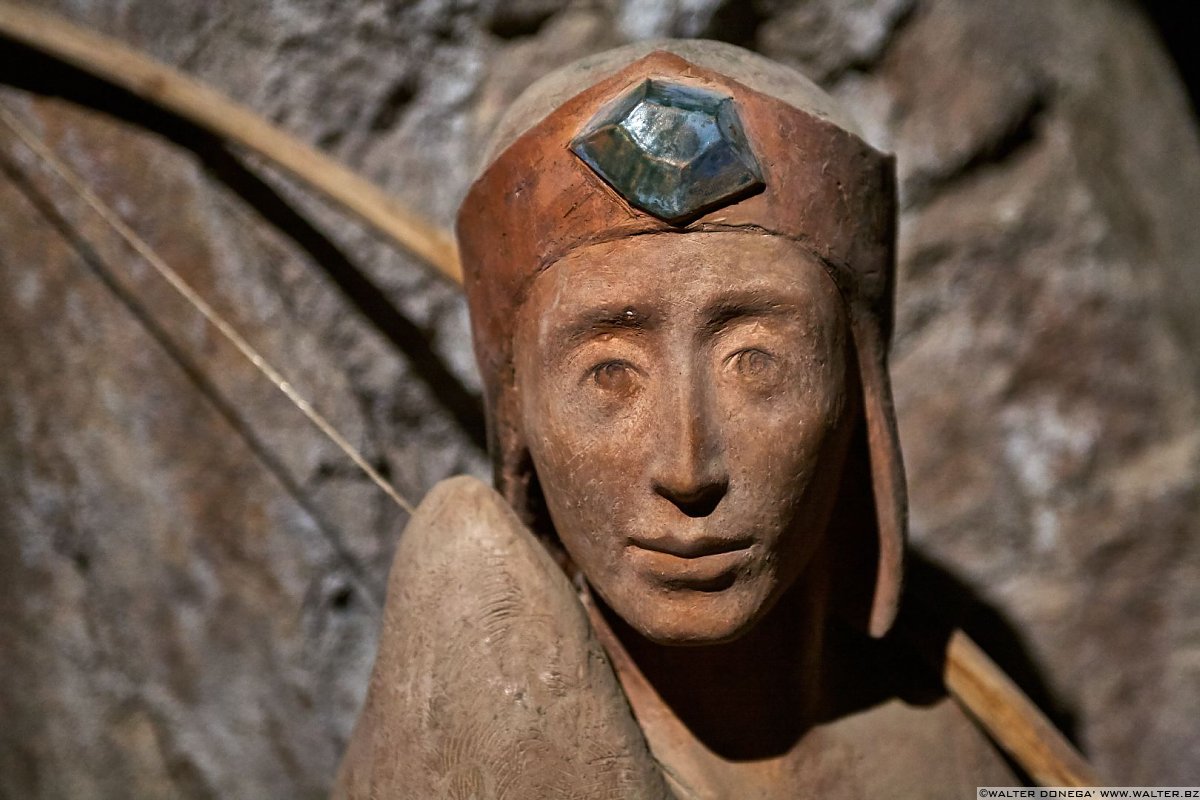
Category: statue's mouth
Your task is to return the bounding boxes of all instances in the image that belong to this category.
[627,532,754,559]
[624,538,754,591]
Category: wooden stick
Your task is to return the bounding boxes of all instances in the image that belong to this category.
[944,629,1099,786]
[0,2,463,285]
[1,2,1102,785]
[0,102,418,521]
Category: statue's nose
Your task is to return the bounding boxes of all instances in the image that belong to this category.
[650,378,729,518]
[653,473,728,518]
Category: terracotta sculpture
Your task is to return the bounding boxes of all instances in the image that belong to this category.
[334,40,1017,799]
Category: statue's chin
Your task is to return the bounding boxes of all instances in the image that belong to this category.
[634,624,753,648]
[600,580,773,647]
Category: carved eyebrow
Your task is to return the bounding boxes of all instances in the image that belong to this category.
[701,291,794,332]
[552,305,655,353]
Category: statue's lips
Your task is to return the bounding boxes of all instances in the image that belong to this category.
[625,537,754,589]
[627,533,755,559]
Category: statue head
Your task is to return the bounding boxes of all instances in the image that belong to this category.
[456,40,906,645]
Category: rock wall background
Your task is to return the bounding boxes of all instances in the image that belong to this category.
[1,0,1197,796]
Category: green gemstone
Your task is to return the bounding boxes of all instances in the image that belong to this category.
[570,79,765,224]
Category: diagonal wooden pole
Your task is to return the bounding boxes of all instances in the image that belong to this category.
[941,630,1099,786]
[0,1,462,285]
[0,3,1100,787]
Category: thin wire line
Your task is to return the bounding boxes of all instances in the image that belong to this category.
[0,102,416,517]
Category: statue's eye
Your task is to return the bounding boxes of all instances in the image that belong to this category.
[590,360,638,394]
[729,348,777,378]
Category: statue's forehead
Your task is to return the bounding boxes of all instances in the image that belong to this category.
[521,233,842,327]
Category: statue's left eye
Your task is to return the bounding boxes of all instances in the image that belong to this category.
[730,348,776,377]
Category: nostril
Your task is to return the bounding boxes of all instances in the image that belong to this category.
[654,479,728,518]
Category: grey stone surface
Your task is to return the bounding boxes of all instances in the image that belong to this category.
[0,0,1197,796]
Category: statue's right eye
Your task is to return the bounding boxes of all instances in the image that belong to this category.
[589,360,639,394]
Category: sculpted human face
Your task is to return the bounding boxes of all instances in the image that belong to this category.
[514,233,855,645]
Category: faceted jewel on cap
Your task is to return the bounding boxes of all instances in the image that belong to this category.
[570,79,765,224]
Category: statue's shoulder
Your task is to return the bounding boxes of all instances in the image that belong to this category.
[390,474,559,592]
[333,475,671,800]
[811,692,1019,795]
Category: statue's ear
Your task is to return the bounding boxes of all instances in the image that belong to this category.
[858,317,908,637]
[831,318,907,638]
